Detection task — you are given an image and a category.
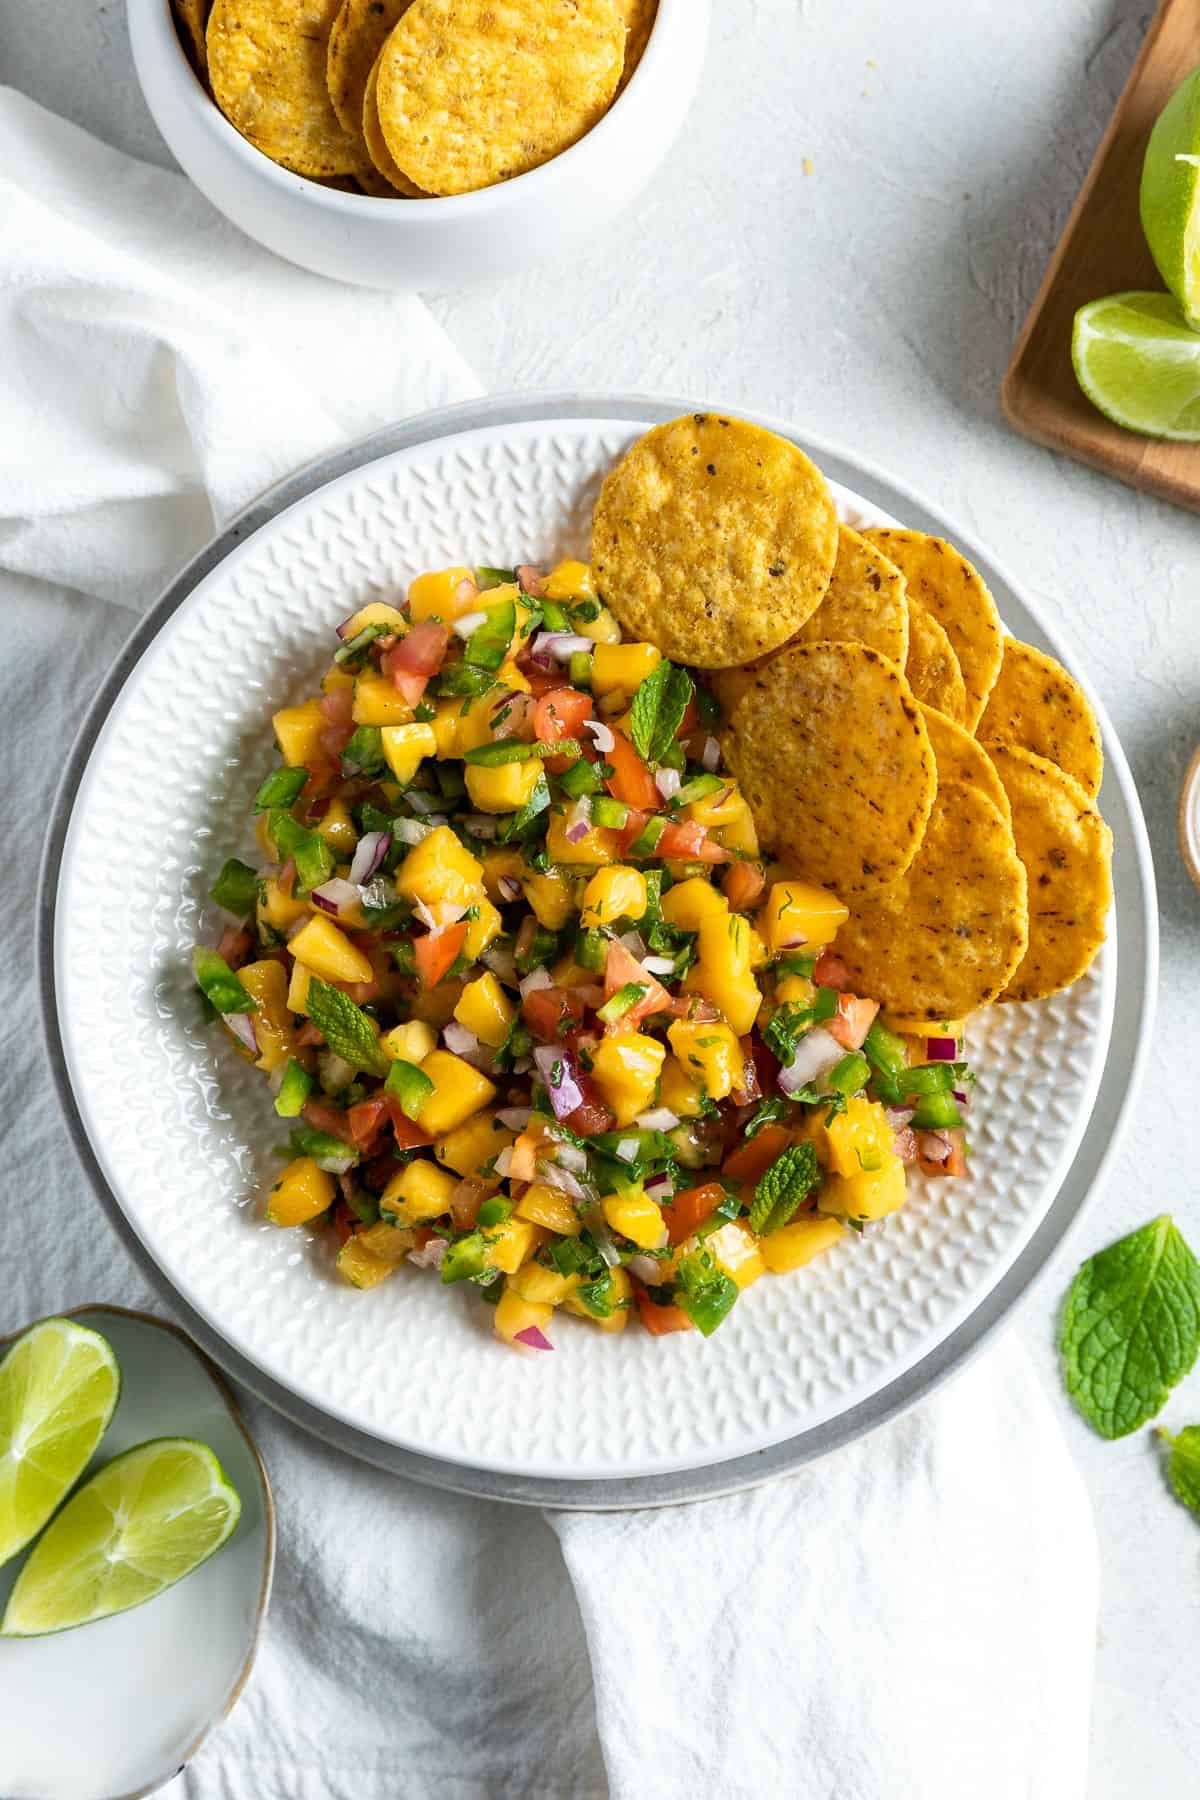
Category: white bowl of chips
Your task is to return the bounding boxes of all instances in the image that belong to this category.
[128,0,708,289]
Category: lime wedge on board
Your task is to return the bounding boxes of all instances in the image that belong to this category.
[1072,292,1200,440]
[1,1438,241,1636]
[0,1318,121,1568]
[1140,64,1200,326]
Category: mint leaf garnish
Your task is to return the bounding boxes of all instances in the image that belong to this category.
[305,978,389,1077]
[630,661,693,765]
[749,1141,820,1235]
[1060,1215,1200,1439]
[1159,1425,1200,1521]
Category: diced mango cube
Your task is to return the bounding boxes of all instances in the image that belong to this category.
[541,559,596,602]
[394,826,484,907]
[759,879,848,954]
[818,1156,907,1222]
[258,873,307,938]
[683,912,761,1036]
[705,1219,766,1289]
[341,600,408,638]
[515,1182,582,1236]
[273,699,326,767]
[286,959,313,1016]
[429,699,464,758]
[381,722,437,785]
[575,604,622,645]
[661,877,729,931]
[321,664,355,695]
[809,1095,896,1179]
[485,1216,547,1275]
[602,1188,667,1250]
[493,1288,554,1345]
[760,1214,844,1273]
[454,972,515,1048]
[289,915,375,985]
[356,1220,416,1264]
[415,1049,496,1135]
[775,973,816,1008]
[545,813,620,866]
[314,798,357,856]
[266,1156,334,1226]
[508,1261,580,1305]
[379,1158,458,1226]
[666,1019,743,1102]
[592,642,661,699]
[237,958,296,1074]
[407,566,475,621]
[465,758,544,813]
[380,1019,437,1064]
[463,898,503,960]
[660,1056,708,1118]
[685,781,746,830]
[589,1032,666,1128]
[522,867,577,929]
[718,800,759,858]
[352,674,414,726]
[434,1110,513,1179]
[580,865,647,929]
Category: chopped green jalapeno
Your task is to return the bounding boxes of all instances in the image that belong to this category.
[560,760,603,799]
[274,1059,314,1117]
[597,982,647,1024]
[254,765,307,814]
[192,947,256,1015]
[209,858,258,917]
[384,1058,434,1121]
[590,796,629,830]
[568,651,593,690]
[476,1196,514,1228]
[465,598,515,671]
[441,1233,488,1283]
[910,1091,963,1131]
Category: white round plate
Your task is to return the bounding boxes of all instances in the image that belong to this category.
[0,1308,272,1800]
[42,398,1153,1498]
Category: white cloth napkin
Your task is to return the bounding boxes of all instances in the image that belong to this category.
[0,90,1100,1800]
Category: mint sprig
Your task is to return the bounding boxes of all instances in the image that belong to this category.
[1060,1215,1200,1439]
[305,978,389,1077]
[630,661,693,765]
[1159,1425,1200,1521]
[749,1142,820,1235]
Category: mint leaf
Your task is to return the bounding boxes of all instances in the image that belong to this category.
[630,661,693,765]
[1060,1215,1200,1439]
[305,978,389,1077]
[749,1141,820,1234]
[1159,1425,1200,1521]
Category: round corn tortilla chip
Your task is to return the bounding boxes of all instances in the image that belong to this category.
[376,0,624,196]
[835,782,1029,1019]
[794,525,909,665]
[906,598,968,724]
[208,0,369,177]
[978,637,1103,800]
[592,415,839,670]
[721,642,935,893]
[616,0,656,92]
[327,0,411,135]
[173,0,211,80]
[362,56,425,194]
[865,529,1002,731]
[987,745,1113,1002]
[919,703,1010,824]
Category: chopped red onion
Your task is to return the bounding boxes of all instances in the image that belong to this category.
[482,944,519,983]
[415,897,467,931]
[530,631,594,663]
[925,1036,958,1061]
[497,876,523,903]
[918,1130,953,1164]
[533,1044,584,1120]
[641,955,676,977]
[654,766,682,802]
[519,967,553,998]
[536,1161,592,1201]
[701,735,721,772]
[550,1140,589,1175]
[625,1254,664,1286]
[516,564,547,597]
[778,1026,844,1094]
[636,1108,679,1132]
[618,930,647,959]
[462,813,499,840]
[493,1147,514,1179]
[952,1089,969,1106]
[318,1049,356,1093]
[644,1170,675,1198]
[885,1106,915,1130]
[312,877,362,917]
[514,1325,553,1351]
[451,609,488,640]
[497,1105,532,1131]
[614,1137,641,1162]
[349,830,390,886]
[224,1012,258,1055]
[584,718,615,754]
[407,1237,447,1271]
[285,914,309,940]
[443,1022,482,1058]
[392,818,431,846]
[335,612,358,640]
[564,796,592,844]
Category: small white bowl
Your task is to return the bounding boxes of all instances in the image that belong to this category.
[0,1308,273,1800]
[127,0,709,289]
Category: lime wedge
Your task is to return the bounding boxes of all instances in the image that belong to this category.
[1,1438,241,1636]
[0,1318,121,1568]
[1140,64,1200,325]
[1072,292,1200,440]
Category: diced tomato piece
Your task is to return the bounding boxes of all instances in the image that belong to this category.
[561,1088,616,1136]
[520,660,568,698]
[534,687,593,744]
[346,1094,390,1153]
[660,993,721,1021]
[656,820,729,863]
[722,861,766,911]
[635,1283,693,1336]
[383,621,449,706]
[320,721,355,760]
[363,1151,400,1191]
[382,1096,435,1148]
[603,940,670,1027]
[413,921,468,990]
[295,1020,324,1047]
[731,1037,761,1105]
[723,1123,791,1185]
[663,1181,725,1247]
[449,1178,488,1230]
[828,994,879,1051]
[332,1203,355,1247]
[522,985,588,1042]
[814,950,850,991]
[302,1097,356,1144]
[516,564,546,597]
[617,808,650,855]
[605,733,660,811]
[319,687,354,727]
[217,924,253,969]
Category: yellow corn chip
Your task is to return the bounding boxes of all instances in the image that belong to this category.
[721,641,935,893]
[616,0,657,93]
[208,0,368,178]
[978,637,1103,800]
[173,0,211,80]
[327,0,411,136]
[906,598,967,724]
[835,782,1029,1018]
[794,525,908,665]
[362,56,425,195]
[865,529,1002,731]
[592,415,839,670]
[988,745,1113,1002]
[375,0,624,196]
[919,703,1010,824]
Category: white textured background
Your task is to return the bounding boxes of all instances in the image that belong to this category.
[3,0,1199,1791]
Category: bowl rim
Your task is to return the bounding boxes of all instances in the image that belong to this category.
[36,390,1159,1510]
[140,0,685,217]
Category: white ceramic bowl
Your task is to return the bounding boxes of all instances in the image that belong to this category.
[127,0,709,289]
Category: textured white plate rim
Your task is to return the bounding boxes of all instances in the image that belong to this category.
[37,391,1158,1507]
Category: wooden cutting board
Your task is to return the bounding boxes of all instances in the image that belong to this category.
[1002,0,1200,511]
